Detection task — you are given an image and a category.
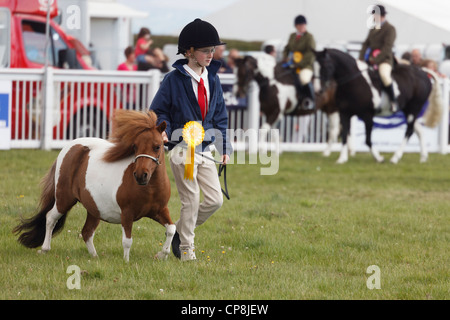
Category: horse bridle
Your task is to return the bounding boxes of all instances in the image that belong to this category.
[133,146,162,166]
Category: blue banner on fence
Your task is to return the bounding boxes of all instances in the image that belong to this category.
[222,84,248,110]
[0,93,9,128]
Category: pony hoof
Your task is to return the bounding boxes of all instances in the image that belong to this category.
[420,155,428,163]
[390,157,398,164]
[154,251,169,260]
[37,249,48,254]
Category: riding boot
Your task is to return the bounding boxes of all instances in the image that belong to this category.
[300,82,316,111]
[384,83,399,113]
[292,68,303,94]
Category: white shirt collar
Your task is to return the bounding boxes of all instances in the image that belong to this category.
[183,64,208,83]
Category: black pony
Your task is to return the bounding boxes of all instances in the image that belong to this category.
[315,48,442,164]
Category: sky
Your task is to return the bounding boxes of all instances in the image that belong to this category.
[116,0,239,36]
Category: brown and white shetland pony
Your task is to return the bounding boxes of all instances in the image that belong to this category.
[13,110,174,262]
[234,55,317,130]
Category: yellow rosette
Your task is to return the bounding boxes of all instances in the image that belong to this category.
[182,121,205,180]
[293,51,303,74]
[293,51,303,63]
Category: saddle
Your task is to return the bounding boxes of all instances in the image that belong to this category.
[366,65,402,115]
[275,62,316,114]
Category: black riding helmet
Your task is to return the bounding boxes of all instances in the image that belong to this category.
[177,18,226,55]
[294,15,307,25]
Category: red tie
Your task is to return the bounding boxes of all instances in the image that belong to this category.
[198,78,207,120]
[296,34,302,40]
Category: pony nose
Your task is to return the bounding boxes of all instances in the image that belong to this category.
[133,171,149,185]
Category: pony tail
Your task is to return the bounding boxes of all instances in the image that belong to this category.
[13,161,64,248]
[422,68,443,128]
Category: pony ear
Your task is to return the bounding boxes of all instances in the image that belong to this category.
[245,55,257,69]
[156,121,167,134]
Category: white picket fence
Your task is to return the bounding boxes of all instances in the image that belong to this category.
[1,67,449,154]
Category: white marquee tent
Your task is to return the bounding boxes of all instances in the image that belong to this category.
[205,0,450,61]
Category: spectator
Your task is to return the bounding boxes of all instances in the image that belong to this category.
[135,27,168,71]
[117,46,137,109]
[117,46,137,71]
[411,48,423,66]
[227,48,240,70]
[422,59,446,78]
[213,45,232,73]
[399,51,411,64]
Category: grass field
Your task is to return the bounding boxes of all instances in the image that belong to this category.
[0,149,448,300]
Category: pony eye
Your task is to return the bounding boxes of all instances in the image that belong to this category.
[154,145,161,151]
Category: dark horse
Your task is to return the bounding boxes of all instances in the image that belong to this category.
[315,48,442,163]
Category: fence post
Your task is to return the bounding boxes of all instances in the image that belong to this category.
[247,80,259,154]
[439,77,449,154]
[41,67,54,150]
[147,69,161,108]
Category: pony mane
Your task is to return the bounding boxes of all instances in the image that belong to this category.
[103,110,158,162]
[327,48,356,64]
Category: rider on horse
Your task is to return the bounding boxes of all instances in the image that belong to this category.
[282,15,316,111]
[359,5,398,112]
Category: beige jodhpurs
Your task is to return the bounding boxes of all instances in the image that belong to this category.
[299,68,314,85]
[379,62,393,86]
[169,147,223,251]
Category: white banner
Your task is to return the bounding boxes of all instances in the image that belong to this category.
[353,113,440,153]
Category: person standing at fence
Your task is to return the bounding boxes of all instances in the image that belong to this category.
[117,46,137,109]
[150,18,232,262]
[117,46,137,71]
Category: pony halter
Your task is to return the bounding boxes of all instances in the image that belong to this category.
[134,154,161,166]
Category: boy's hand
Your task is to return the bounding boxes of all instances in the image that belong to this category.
[162,131,168,143]
[222,154,230,165]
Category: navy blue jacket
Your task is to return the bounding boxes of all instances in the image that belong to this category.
[150,59,232,155]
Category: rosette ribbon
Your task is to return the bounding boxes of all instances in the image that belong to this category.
[182,121,205,180]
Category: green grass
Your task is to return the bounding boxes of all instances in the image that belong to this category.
[0,149,449,299]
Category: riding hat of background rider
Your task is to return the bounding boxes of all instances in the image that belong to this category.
[177,18,226,55]
[294,15,307,26]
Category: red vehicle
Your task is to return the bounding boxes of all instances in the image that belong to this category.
[1,0,117,140]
